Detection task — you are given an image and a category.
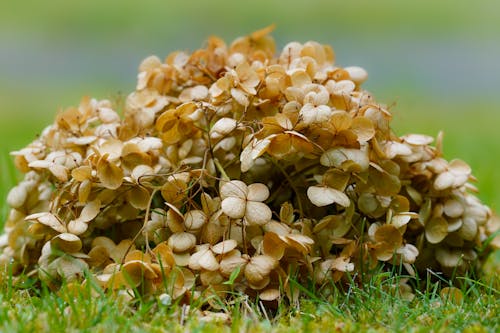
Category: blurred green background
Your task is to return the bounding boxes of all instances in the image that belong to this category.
[1,0,499,217]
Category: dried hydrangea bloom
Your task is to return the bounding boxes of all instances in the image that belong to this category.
[0,27,498,311]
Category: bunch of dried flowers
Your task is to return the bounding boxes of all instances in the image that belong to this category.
[1,26,498,306]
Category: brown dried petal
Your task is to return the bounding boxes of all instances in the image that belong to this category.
[262,232,286,260]
[71,166,92,182]
[97,156,123,190]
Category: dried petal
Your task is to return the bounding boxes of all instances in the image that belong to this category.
[307,186,350,207]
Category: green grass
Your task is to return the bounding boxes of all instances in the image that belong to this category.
[0,263,498,332]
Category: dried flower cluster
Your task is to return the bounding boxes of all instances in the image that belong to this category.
[1,27,498,306]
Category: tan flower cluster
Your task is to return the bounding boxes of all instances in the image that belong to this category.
[1,26,498,305]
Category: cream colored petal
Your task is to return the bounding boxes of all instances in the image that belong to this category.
[307,186,350,207]
[168,232,197,252]
[245,201,272,225]
[26,212,66,233]
[211,239,238,255]
[184,210,207,231]
[6,185,27,208]
[344,66,368,85]
[221,197,246,219]
[67,220,89,236]
[210,117,238,139]
[199,250,219,271]
[220,180,248,199]
[434,171,455,191]
[247,183,270,202]
[320,147,369,172]
[402,134,434,146]
[77,199,101,223]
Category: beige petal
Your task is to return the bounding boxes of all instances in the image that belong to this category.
[211,239,238,255]
[67,220,89,235]
[434,172,455,191]
[221,197,247,219]
[344,66,368,84]
[128,186,151,210]
[6,185,27,208]
[131,165,154,182]
[168,232,197,252]
[188,245,211,270]
[402,134,434,146]
[78,179,92,203]
[199,250,219,271]
[52,233,82,253]
[97,157,124,190]
[122,260,158,282]
[184,210,207,231]
[448,159,471,176]
[244,255,276,284]
[26,212,66,233]
[49,164,69,182]
[458,217,477,241]
[425,217,448,244]
[247,183,270,202]
[391,213,416,228]
[396,244,419,263]
[219,251,247,277]
[330,256,354,272]
[78,199,101,223]
[172,252,191,267]
[210,117,238,139]
[71,166,92,182]
[259,288,280,301]
[351,117,375,143]
[286,234,314,254]
[240,138,271,173]
[443,199,464,218]
[320,147,369,172]
[245,201,272,225]
[220,180,248,199]
[436,247,462,267]
[447,219,463,233]
[307,186,350,207]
